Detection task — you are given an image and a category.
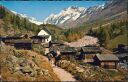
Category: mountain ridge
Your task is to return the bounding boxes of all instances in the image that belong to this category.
[43,0,127,28]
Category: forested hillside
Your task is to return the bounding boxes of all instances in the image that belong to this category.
[0,5,66,43]
[0,6,41,36]
[87,19,128,50]
[0,5,127,50]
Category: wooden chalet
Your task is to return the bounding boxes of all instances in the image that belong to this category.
[49,45,77,60]
[59,46,77,60]
[79,45,101,60]
[60,46,77,55]
[2,36,22,45]
[93,54,119,69]
[14,40,32,50]
[30,35,49,44]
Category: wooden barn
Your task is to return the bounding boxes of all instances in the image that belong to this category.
[79,45,101,60]
[2,36,22,45]
[81,45,101,54]
[93,54,119,69]
[14,40,32,50]
[60,46,77,55]
[59,46,77,60]
[30,35,49,44]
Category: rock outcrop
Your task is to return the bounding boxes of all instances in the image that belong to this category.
[0,45,60,81]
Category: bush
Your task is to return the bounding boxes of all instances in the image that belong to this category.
[32,44,45,55]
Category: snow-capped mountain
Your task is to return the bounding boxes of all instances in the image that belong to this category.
[10,0,127,28]
[43,0,126,28]
[11,10,43,25]
[43,6,87,24]
[43,5,104,28]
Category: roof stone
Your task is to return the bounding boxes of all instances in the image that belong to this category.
[96,54,119,61]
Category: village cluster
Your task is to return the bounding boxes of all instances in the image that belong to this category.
[0,27,128,70]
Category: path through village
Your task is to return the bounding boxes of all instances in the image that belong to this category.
[45,35,99,81]
[53,66,76,81]
[43,55,76,81]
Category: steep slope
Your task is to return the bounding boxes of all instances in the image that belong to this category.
[0,44,60,81]
[43,0,127,28]
[0,6,63,38]
[88,0,127,22]
[11,10,43,25]
[0,6,41,36]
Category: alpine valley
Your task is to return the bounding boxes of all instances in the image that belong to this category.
[0,0,128,81]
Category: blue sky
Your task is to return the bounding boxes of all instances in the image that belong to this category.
[0,1,105,21]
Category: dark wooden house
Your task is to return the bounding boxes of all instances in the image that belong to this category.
[59,46,77,60]
[30,35,49,44]
[14,40,32,50]
[81,45,101,54]
[79,45,101,60]
[2,36,22,45]
[93,54,119,69]
[60,46,77,55]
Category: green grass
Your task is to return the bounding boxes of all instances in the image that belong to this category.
[107,34,128,49]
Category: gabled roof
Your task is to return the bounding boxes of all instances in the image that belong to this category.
[81,46,101,52]
[3,36,22,39]
[60,46,77,53]
[42,27,52,35]
[13,39,32,43]
[30,35,49,39]
[116,53,128,58]
[96,54,119,61]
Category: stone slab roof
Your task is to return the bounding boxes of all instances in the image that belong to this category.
[81,46,101,52]
[96,54,119,61]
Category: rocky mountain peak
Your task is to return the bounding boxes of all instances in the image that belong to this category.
[43,6,87,25]
[43,0,126,28]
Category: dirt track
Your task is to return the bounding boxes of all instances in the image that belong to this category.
[53,66,76,81]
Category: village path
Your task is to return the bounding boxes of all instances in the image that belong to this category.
[43,56,76,81]
[53,66,76,81]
